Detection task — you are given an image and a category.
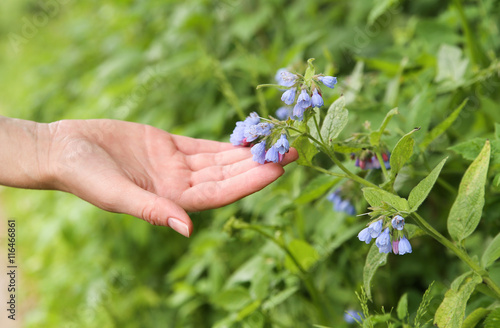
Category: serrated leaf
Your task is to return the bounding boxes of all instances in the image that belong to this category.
[484,308,500,328]
[320,96,348,144]
[295,175,341,205]
[363,187,410,212]
[482,232,500,268]
[420,99,467,151]
[397,293,408,320]
[434,271,482,328]
[408,157,448,212]
[284,239,320,273]
[363,242,388,301]
[292,135,318,167]
[448,140,490,242]
[462,307,490,328]
[390,128,419,180]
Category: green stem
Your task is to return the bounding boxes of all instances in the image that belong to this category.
[312,114,326,145]
[374,150,390,181]
[310,165,347,178]
[453,0,488,67]
[410,212,500,299]
[288,126,378,189]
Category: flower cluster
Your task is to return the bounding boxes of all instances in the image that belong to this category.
[230,112,290,164]
[351,151,390,170]
[357,215,412,255]
[327,189,356,216]
[277,69,337,121]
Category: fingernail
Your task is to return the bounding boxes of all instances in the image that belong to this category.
[167,217,190,238]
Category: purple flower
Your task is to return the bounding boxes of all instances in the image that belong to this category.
[230,121,248,146]
[375,228,392,253]
[292,103,305,121]
[358,228,372,244]
[281,87,296,105]
[275,107,292,120]
[328,190,356,216]
[344,310,363,324]
[398,236,412,255]
[244,123,273,142]
[265,145,280,163]
[391,215,405,231]
[368,220,383,238]
[230,112,261,146]
[297,89,312,108]
[251,141,266,164]
[274,134,289,154]
[311,89,324,108]
[244,112,261,125]
[392,240,399,254]
[275,69,297,87]
[318,76,337,89]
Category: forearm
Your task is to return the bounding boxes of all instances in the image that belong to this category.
[0,116,52,189]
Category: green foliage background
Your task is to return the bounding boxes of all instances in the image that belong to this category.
[0,0,499,327]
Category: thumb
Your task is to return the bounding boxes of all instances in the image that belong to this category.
[118,184,193,237]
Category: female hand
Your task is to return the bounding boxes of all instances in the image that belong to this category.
[35,119,298,237]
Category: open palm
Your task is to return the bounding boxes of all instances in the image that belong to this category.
[44,119,298,237]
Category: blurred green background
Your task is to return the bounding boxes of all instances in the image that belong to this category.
[0,0,499,327]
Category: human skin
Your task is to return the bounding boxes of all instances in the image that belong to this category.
[0,116,298,237]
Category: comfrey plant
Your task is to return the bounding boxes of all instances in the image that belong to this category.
[229,59,500,327]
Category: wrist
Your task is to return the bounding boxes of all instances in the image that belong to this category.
[0,116,54,189]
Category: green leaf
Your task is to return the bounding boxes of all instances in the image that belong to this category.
[390,128,420,180]
[420,99,467,151]
[414,281,435,327]
[396,293,408,320]
[261,286,299,311]
[320,96,348,144]
[344,61,364,104]
[435,44,469,86]
[494,174,500,187]
[462,307,491,328]
[484,308,500,328]
[448,140,490,242]
[370,107,399,147]
[495,123,500,140]
[284,239,320,273]
[363,242,388,301]
[292,135,318,166]
[363,187,410,212]
[434,271,482,328]
[449,138,500,165]
[213,286,251,311]
[482,232,500,268]
[408,157,448,212]
[367,0,399,25]
[295,175,341,205]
